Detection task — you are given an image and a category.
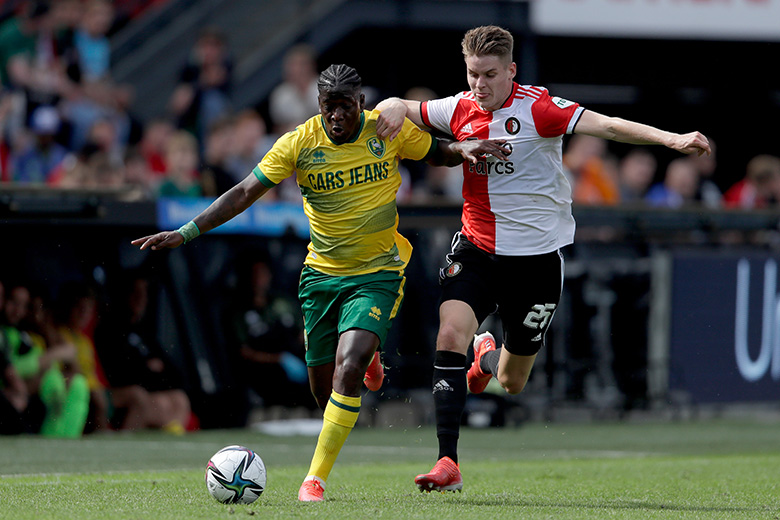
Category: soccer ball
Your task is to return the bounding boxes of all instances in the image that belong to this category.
[205,445,266,504]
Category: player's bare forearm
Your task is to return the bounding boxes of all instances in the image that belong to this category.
[432,138,511,167]
[575,110,711,156]
[195,176,269,233]
[132,175,270,250]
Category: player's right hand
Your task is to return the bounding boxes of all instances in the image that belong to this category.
[131,231,184,251]
[376,103,406,141]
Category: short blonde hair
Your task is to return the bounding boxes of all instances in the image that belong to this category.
[166,130,198,155]
[461,25,514,62]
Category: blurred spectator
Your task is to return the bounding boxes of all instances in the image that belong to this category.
[689,137,721,208]
[0,2,42,88]
[224,108,273,185]
[84,114,124,166]
[0,281,38,433]
[0,88,15,181]
[0,281,29,434]
[617,148,657,204]
[53,282,111,432]
[564,134,619,205]
[169,27,232,140]
[85,150,126,188]
[645,157,699,208]
[1,2,76,121]
[224,250,314,421]
[48,142,99,187]
[73,0,114,83]
[49,144,125,189]
[121,146,155,199]
[10,104,67,183]
[0,344,29,434]
[157,130,204,197]
[1,282,89,437]
[722,154,780,210]
[139,117,174,178]
[201,115,236,195]
[268,43,319,134]
[95,271,192,434]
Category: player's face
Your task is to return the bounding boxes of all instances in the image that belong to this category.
[318,90,366,144]
[465,54,516,112]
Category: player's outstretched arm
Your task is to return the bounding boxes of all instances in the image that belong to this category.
[376,97,424,141]
[432,138,511,167]
[131,174,271,251]
[574,110,711,156]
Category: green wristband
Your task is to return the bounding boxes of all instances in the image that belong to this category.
[176,221,201,244]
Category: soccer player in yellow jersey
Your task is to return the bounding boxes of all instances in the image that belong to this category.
[133,64,509,502]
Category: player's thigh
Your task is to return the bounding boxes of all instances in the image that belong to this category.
[497,250,564,356]
[298,267,342,367]
[439,232,498,326]
[338,270,406,349]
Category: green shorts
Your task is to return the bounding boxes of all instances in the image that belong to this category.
[298,266,406,367]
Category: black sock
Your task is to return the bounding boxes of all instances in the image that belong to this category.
[433,350,467,464]
[480,348,502,377]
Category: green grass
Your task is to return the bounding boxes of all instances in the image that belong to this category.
[1,420,779,519]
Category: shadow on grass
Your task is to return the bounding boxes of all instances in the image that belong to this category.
[460,494,767,514]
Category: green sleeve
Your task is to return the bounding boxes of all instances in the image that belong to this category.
[252,166,278,188]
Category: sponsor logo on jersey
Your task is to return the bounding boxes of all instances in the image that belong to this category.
[551,97,575,109]
[460,122,473,134]
[367,137,386,159]
[468,159,515,175]
[306,161,390,191]
[312,149,327,164]
[505,117,521,135]
[369,306,383,321]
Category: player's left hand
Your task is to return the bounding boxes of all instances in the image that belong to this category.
[454,139,511,163]
[131,231,184,251]
[671,131,711,157]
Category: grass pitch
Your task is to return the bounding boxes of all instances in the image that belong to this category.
[1,420,779,519]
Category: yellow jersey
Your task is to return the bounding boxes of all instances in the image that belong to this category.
[254,109,435,276]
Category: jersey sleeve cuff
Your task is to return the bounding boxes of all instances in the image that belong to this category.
[253,166,277,188]
[421,134,437,162]
[567,106,586,134]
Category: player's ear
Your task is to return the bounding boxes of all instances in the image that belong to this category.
[509,61,517,80]
[359,93,366,110]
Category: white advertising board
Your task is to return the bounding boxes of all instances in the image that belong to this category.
[531,0,780,41]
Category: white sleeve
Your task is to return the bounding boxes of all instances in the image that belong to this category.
[422,95,461,136]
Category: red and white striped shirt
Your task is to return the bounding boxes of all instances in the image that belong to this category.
[422,83,584,256]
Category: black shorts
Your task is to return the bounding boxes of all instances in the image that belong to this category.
[439,232,564,356]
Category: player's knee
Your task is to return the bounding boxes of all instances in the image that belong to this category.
[497,373,527,395]
[436,322,470,354]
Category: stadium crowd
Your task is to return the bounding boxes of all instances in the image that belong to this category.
[1,1,779,208]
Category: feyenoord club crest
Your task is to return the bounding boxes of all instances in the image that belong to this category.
[444,262,462,277]
[367,137,386,159]
[505,117,520,135]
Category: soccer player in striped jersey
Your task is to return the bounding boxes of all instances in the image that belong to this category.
[376,25,711,493]
[133,63,508,502]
